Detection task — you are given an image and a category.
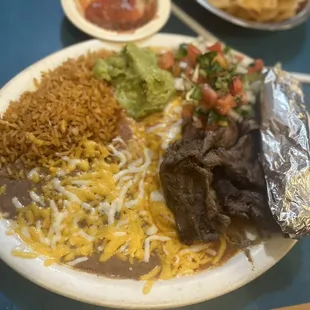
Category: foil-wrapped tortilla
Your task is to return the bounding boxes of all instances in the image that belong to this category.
[260,68,310,238]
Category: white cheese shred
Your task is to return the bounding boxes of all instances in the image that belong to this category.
[146,224,158,236]
[179,244,211,256]
[144,235,170,262]
[150,191,165,202]
[67,257,89,266]
[29,191,45,206]
[12,197,24,209]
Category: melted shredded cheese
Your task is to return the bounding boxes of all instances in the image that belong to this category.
[10,97,227,293]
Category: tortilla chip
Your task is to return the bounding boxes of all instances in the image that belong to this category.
[274,0,299,21]
[208,0,301,22]
[236,0,278,11]
[208,0,233,9]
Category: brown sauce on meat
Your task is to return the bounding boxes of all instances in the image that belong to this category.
[75,253,160,280]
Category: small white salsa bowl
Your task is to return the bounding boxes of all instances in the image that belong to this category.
[61,0,171,42]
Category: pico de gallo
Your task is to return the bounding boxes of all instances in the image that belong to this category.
[157,41,264,129]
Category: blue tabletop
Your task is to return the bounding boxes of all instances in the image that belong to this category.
[1,1,310,309]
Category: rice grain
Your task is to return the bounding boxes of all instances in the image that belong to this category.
[0,50,120,168]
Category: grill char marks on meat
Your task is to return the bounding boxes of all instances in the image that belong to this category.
[215,133,265,190]
[213,178,267,225]
[160,118,276,245]
[160,134,230,245]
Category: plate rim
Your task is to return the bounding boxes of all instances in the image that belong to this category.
[60,0,171,42]
[0,33,297,309]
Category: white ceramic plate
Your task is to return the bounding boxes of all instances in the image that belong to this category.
[61,0,171,42]
[0,34,296,309]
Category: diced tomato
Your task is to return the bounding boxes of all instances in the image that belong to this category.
[208,41,222,53]
[248,67,255,74]
[158,51,175,70]
[185,66,193,78]
[187,44,202,67]
[248,59,264,74]
[201,84,218,108]
[255,59,264,70]
[182,104,194,120]
[230,76,243,96]
[215,94,236,115]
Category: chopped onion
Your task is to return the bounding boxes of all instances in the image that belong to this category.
[191,64,200,83]
[181,73,193,84]
[228,110,243,122]
[185,88,195,101]
[174,78,185,91]
[235,66,248,74]
[184,80,193,91]
[179,61,188,69]
[181,73,194,91]
[245,91,256,104]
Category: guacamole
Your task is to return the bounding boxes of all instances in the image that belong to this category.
[93,44,175,119]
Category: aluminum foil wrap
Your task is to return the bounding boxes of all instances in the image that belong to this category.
[260,68,310,238]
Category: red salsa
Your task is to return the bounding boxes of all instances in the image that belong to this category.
[83,0,157,31]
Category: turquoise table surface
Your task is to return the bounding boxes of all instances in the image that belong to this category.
[1,1,310,309]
